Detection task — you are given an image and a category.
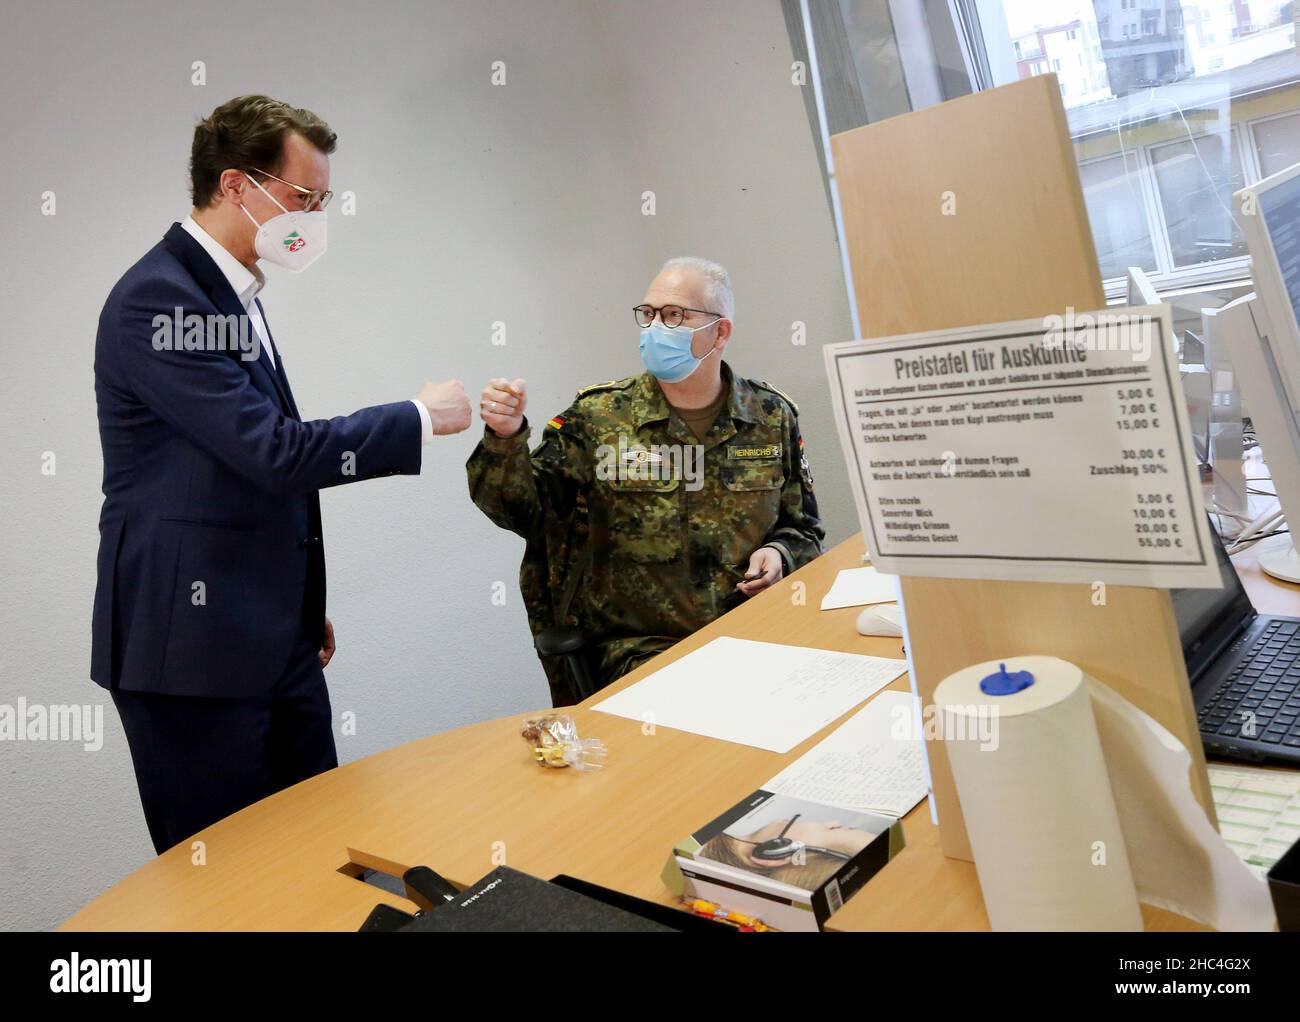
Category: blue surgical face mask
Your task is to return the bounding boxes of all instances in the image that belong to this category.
[639,320,720,382]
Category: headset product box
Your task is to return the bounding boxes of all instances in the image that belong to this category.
[662,789,904,932]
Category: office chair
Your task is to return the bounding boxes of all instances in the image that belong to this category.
[534,625,599,703]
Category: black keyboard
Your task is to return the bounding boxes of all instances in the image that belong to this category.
[1198,620,1300,747]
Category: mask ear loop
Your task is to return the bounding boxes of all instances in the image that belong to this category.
[237,173,290,230]
[692,316,725,363]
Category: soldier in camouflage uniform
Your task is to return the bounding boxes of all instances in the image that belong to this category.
[466,258,824,703]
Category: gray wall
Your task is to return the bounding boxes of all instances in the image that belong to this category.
[0,0,854,930]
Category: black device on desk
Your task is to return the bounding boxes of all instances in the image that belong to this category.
[360,866,730,932]
[1173,520,1300,763]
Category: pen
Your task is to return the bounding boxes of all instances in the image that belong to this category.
[682,897,772,931]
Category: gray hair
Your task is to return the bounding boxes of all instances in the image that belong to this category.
[662,256,734,321]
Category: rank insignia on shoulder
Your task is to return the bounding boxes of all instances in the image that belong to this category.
[727,443,782,460]
[756,381,799,416]
[547,415,566,431]
[576,377,634,398]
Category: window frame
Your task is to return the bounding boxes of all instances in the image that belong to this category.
[1244,106,1300,180]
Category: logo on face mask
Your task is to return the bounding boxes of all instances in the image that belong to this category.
[239,174,327,273]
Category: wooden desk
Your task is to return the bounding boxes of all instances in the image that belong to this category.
[63,534,1300,931]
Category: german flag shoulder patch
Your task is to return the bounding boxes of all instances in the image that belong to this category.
[546,415,567,431]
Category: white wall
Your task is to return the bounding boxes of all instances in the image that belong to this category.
[595,0,856,533]
[0,0,854,930]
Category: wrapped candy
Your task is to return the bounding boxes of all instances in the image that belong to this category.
[520,714,607,771]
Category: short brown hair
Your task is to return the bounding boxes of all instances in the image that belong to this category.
[189,95,337,207]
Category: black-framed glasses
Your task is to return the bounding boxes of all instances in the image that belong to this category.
[633,304,722,329]
[249,167,334,211]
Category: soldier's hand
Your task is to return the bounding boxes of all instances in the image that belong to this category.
[419,379,473,435]
[481,378,526,438]
[736,546,784,597]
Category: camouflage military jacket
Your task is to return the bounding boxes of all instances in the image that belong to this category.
[466,363,824,699]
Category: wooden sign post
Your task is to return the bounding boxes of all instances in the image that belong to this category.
[830,75,1216,860]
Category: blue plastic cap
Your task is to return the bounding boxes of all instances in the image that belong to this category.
[979,662,1035,696]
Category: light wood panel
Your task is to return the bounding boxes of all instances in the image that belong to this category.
[61,532,1297,931]
[829,74,1216,859]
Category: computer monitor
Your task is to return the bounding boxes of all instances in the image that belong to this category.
[1237,169,1300,410]
[1200,301,1247,514]
[1126,266,1160,306]
[1228,166,1300,582]
[1123,268,1211,470]
[1126,265,1183,360]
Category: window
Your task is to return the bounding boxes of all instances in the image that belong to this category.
[1253,112,1300,178]
[1078,154,1160,278]
[788,0,1300,298]
[1149,129,1247,268]
[1006,0,1300,292]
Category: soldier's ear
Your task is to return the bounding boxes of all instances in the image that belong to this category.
[714,318,732,348]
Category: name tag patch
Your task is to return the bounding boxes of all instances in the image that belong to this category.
[727,443,781,460]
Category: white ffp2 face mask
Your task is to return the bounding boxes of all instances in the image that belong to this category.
[239,174,328,272]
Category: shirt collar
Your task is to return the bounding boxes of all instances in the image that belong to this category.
[181,215,265,311]
[632,362,762,429]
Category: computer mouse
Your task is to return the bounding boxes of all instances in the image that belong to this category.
[856,602,903,637]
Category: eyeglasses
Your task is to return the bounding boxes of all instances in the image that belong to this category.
[249,167,334,211]
[633,304,722,329]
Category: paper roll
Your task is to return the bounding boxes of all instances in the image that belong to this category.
[935,656,1144,931]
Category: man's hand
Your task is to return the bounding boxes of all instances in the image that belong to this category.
[480,378,526,438]
[736,546,784,597]
[319,616,336,669]
[418,379,473,435]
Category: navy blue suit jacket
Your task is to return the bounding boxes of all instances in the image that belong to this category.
[92,223,421,697]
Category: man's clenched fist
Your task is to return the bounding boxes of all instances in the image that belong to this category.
[418,379,473,435]
[480,378,526,438]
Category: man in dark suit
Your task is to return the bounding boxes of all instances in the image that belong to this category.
[92,95,472,854]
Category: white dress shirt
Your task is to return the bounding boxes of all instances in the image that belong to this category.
[180,215,432,443]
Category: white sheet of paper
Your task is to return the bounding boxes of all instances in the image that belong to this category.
[591,636,908,753]
[823,305,1221,588]
[819,566,899,611]
[1210,764,1300,880]
[763,690,928,817]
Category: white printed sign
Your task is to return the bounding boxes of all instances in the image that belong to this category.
[824,304,1220,588]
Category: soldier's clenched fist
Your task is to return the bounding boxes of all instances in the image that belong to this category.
[481,378,526,438]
